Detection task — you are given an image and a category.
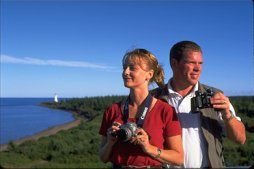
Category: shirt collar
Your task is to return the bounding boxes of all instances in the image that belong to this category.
[167,78,199,98]
[167,79,180,96]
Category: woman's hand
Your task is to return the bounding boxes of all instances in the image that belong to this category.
[131,128,151,153]
[99,121,122,163]
[106,121,121,145]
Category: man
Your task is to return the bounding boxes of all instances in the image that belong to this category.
[151,41,246,168]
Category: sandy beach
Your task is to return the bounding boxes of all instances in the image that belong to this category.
[0,118,82,152]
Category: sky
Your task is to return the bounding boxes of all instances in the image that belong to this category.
[1,0,253,98]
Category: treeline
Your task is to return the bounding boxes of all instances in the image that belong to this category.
[41,95,127,120]
[0,95,253,168]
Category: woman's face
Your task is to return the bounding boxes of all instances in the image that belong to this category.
[122,56,151,89]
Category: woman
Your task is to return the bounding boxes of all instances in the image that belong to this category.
[99,48,183,168]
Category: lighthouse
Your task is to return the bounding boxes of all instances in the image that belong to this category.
[54,94,58,103]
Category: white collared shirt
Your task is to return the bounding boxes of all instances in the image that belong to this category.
[166,81,240,168]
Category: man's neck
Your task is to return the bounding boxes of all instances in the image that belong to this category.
[170,79,195,97]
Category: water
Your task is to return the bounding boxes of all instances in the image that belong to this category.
[0,98,75,144]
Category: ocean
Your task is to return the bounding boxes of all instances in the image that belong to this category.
[0,98,75,144]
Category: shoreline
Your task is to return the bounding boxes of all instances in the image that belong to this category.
[0,118,82,152]
[0,102,85,152]
[0,101,90,152]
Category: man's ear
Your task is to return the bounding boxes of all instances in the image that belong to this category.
[170,58,178,69]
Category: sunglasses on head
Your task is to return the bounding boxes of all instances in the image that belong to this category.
[136,48,150,55]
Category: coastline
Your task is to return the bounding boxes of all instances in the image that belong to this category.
[0,118,82,152]
[1,99,89,152]
[0,101,85,152]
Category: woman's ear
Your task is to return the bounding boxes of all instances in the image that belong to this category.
[146,69,154,82]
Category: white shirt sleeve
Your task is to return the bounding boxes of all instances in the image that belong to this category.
[218,103,241,121]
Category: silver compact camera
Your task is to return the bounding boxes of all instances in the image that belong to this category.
[111,122,138,142]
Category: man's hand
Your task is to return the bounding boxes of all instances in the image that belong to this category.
[211,92,246,144]
[210,92,232,119]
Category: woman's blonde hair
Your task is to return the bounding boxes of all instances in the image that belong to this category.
[122,48,165,88]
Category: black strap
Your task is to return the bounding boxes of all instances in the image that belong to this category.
[123,93,153,127]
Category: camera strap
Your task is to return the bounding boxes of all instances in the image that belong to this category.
[123,93,153,127]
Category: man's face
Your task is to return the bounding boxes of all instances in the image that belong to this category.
[174,50,203,86]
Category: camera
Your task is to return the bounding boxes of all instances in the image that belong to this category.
[111,122,138,142]
[191,89,214,112]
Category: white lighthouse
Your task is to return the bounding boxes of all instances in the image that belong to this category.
[54,94,58,103]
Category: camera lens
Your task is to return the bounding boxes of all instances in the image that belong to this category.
[117,129,128,141]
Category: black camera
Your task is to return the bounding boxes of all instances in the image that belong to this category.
[191,89,214,112]
[111,122,138,142]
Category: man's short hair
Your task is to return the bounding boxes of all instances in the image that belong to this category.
[170,40,202,62]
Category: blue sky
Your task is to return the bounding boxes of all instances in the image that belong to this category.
[1,0,253,98]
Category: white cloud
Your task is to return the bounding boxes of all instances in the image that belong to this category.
[1,54,113,69]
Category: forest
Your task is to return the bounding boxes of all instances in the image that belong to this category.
[0,95,253,168]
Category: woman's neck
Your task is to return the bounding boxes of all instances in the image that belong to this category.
[127,88,150,118]
[129,88,149,107]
